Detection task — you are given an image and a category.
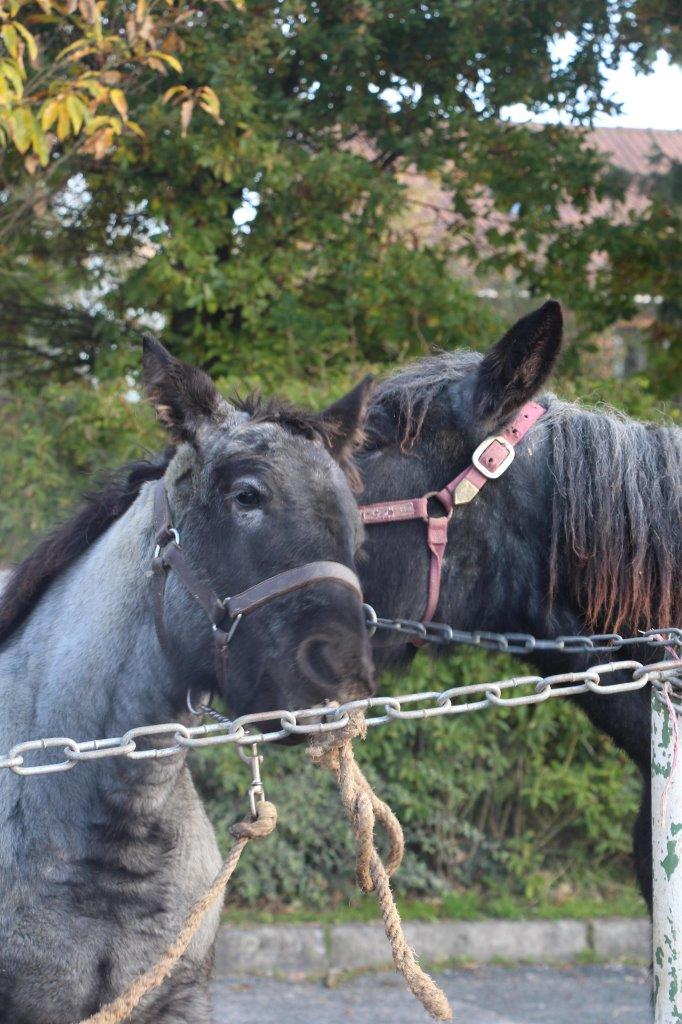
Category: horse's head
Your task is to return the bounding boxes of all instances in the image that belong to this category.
[142,337,375,718]
[358,301,564,657]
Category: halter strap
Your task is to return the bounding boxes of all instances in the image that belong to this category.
[359,401,546,643]
[151,479,363,689]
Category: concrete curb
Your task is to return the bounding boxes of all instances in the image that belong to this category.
[213,917,651,978]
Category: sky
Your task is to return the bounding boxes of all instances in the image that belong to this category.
[503,47,681,131]
[595,51,681,130]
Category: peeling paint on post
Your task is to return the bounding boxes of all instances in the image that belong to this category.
[652,687,682,1023]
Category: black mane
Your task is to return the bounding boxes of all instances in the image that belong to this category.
[0,451,173,646]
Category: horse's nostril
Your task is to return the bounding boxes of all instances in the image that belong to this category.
[296,633,372,695]
[299,637,337,689]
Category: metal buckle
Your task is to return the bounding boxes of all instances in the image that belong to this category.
[471,436,515,480]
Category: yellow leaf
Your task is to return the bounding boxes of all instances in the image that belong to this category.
[162,84,187,104]
[10,107,33,153]
[180,97,193,136]
[146,50,182,74]
[40,98,60,131]
[13,22,38,65]
[1,25,19,60]
[56,40,96,62]
[135,0,146,23]
[66,93,88,133]
[126,118,145,138]
[33,127,50,166]
[56,100,71,141]
[109,88,128,119]
[1,58,25,95]
[198,86,221,119]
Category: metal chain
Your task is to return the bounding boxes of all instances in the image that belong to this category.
[365,610,682,656]
[2,648,681,777]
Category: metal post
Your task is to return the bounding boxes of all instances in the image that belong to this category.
[652,684,682,1023]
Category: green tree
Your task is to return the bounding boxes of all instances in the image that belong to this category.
[1,1,679,384]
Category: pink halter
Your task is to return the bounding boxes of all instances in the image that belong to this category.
[359,401,546,642]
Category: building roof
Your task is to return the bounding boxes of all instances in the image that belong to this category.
[588,126,682,176]
[399,125,681,247]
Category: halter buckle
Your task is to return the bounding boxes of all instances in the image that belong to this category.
[471,436,515,479]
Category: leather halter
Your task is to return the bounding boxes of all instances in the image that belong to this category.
[359,401,546,643]
[150,478,363,689]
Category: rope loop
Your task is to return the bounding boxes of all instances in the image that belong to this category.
[308,710,452,1021]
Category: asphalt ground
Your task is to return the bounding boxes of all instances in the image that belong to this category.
[211,963,650,1023]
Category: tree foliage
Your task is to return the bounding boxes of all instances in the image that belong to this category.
[1,1,680,385]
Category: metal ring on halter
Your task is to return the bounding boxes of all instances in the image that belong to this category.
[186,689,213,717]
[423,490,454,521]
[154,528,180,560]
[363,603,378,638]
[212,611,243,645]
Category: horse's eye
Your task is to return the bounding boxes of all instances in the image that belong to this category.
[234,486,261,509]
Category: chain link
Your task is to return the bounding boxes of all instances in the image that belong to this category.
[2,637,681,776]
[368,615,682,656]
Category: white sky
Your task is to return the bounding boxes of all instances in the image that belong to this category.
[595,51,681,130]
[503,46,681,131]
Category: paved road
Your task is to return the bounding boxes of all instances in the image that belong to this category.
[211,964,650,1023]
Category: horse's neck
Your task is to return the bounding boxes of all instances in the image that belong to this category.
[0,483,181,764]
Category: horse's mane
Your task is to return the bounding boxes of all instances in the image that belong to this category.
[366,351,682,634]
[547,406,682,633]
[0,451,173,647]
[0,394,364,647]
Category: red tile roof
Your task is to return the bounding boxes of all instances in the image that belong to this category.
[398,126,681,246]
[589,126,682,176]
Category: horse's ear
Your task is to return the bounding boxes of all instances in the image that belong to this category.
[142,334,233,443]
[318,374,375,465]
[473,301,563,428]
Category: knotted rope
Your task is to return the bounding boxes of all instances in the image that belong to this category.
[308,711,452,1021]
[75,801,277,1024]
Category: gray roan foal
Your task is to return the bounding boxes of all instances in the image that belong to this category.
[0,338,374,1023]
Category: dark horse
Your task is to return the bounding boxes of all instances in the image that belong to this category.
[0,338,374,1023]
[355,300,681,912]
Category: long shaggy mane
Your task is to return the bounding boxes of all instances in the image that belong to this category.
[548,406,681,633]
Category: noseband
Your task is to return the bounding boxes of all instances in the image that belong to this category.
[359,401,546,644]
[150,478,363,688]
